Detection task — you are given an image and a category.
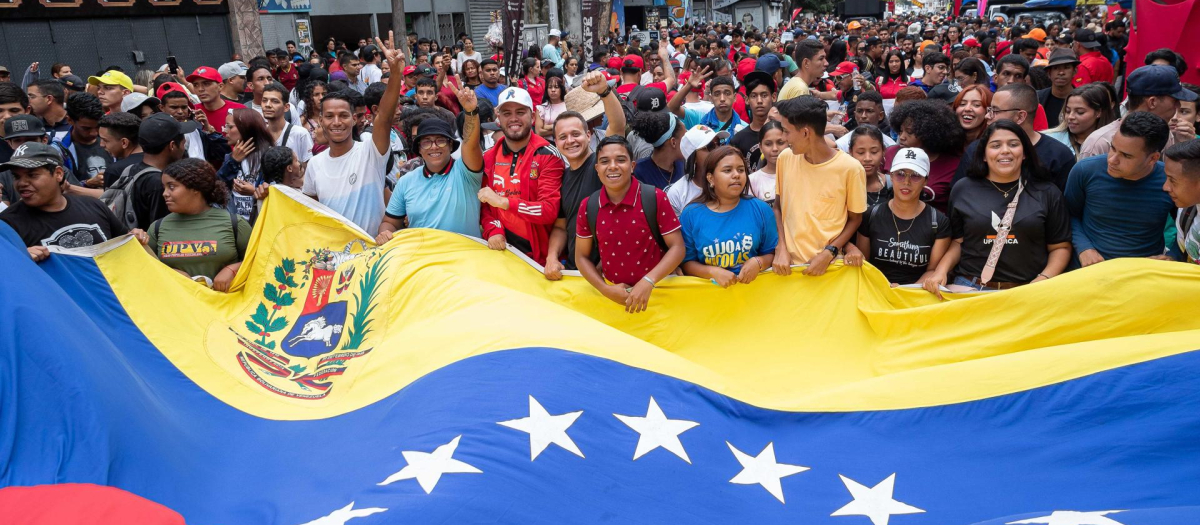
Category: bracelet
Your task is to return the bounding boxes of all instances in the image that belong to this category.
[463,109,478,116]
[599,85,612,99]
[642,275,656,287]
[1038,273,1051,280]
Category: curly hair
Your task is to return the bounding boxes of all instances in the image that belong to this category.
[163,158,229,207]
[888,99,966,157]
[66,92,104,123]
[630,110,674,148]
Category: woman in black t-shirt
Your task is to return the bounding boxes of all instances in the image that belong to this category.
[924,121,1072,296]
[848,147,951,285]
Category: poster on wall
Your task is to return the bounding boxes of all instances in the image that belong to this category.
[295,19,312,54]
[612,0,626,36]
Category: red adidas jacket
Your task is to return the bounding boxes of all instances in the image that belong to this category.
[480,133,564,265]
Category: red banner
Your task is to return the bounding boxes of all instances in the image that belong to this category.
[1127,0,1200,84]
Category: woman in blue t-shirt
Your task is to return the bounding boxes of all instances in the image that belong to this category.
[680,146,778,287]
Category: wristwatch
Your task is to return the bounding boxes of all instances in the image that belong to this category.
[824,245,840,258]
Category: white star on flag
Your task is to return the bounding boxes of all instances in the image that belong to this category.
[1007,510,1127,525]
[377,435,481,494]
[498,395,585,460]
[726,441,810,503]
[299,501,387,525]
[830,473,924,525]
[613,396,700,463]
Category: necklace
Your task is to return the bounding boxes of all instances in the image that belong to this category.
[890,201,919,237]
[988,178,1019,198]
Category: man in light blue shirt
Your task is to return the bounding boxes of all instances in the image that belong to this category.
[376,86,484,241]
[543,30,565,70]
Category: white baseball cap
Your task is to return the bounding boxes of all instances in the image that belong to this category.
[496,87,534,111]
[550,29,562,38]
[120,92,160,113]
[890,147,930,178]
[680,125,730,160]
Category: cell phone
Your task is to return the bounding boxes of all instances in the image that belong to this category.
[167,55,179,75]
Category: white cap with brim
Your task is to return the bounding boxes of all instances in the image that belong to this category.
[496,87,535,112]
[680,125,730,160]
[890,147,930,178]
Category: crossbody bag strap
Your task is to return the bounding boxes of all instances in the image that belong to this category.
[980,179,1025,285]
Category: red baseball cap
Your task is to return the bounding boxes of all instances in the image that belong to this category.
[831,61,858,76]
[606,56,623,70]
[186,66,221,84]
[155,82,189,101]
[736,57,756,82]
[621,54,644,71]
[403,65,419,76]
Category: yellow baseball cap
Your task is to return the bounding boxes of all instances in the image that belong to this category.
[88,70,134,92]
[749,46,761,56]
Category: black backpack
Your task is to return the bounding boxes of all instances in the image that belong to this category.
[100,164,160,231]
[585,183,668,253]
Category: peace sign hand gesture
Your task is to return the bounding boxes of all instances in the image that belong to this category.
[454,76,478,112]
[374,31,407,71]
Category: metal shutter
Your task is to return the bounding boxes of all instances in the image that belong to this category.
[94,19,138,72]
[50,20,96,77]
[163,17,208,72]
[469,0,502,42]
[2,20,55,79]
[132,18,172,74]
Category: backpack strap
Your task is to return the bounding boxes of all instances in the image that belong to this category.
[281,123,294,147]
[639,183,668,253]
[867,201,885,226]
[929,204,938,234]
[586,189,601,242]
[151,218,163,257]
[228,208,241,256]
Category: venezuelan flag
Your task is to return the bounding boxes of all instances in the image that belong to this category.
[2,187,1200,524]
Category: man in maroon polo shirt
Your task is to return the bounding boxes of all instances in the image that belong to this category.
[575,135,685,313]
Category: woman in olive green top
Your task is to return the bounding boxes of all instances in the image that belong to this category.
[149,158,252,291]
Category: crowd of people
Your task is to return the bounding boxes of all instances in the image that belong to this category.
[1,8,1198,311]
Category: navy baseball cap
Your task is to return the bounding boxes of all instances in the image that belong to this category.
[755,54,783,75]
[1127,65,1198,101]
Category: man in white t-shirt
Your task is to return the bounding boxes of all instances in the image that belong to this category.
[299,35,407,236]
[262,83,313,168]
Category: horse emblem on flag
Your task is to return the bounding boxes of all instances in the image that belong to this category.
[227,240,391,400]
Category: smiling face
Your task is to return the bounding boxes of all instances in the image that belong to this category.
[418,134,453,172]
[984,128,1024,178]
[497,103,533,143]
[1064,95,1100,135]
[595,142,633,191]
[554,115,591,164]
[956,89,986,131]
[924,63,948,85]
[890,168,927,201]
[319,98,355,144]
[1164,158,1200,208]
[12,165,64,208]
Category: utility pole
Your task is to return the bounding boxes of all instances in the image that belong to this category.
[391,0,410,56]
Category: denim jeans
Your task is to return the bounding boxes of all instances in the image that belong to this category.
[953,275,989,291]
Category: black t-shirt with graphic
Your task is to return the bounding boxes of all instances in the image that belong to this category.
[729,125,763,170]
[558,152,603,270]
[859,201,950,284]
[0,194,129,248]
[71,139,112,184]
[948,177,1072,283]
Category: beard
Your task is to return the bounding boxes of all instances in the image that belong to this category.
[503,123,532,143]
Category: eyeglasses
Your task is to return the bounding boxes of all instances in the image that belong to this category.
[986,107,1022,116]
[890,171,927,183]
[419,137,451,150]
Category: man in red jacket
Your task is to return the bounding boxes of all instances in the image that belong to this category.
[1072,28,1114,86]
[478,86,565,265]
